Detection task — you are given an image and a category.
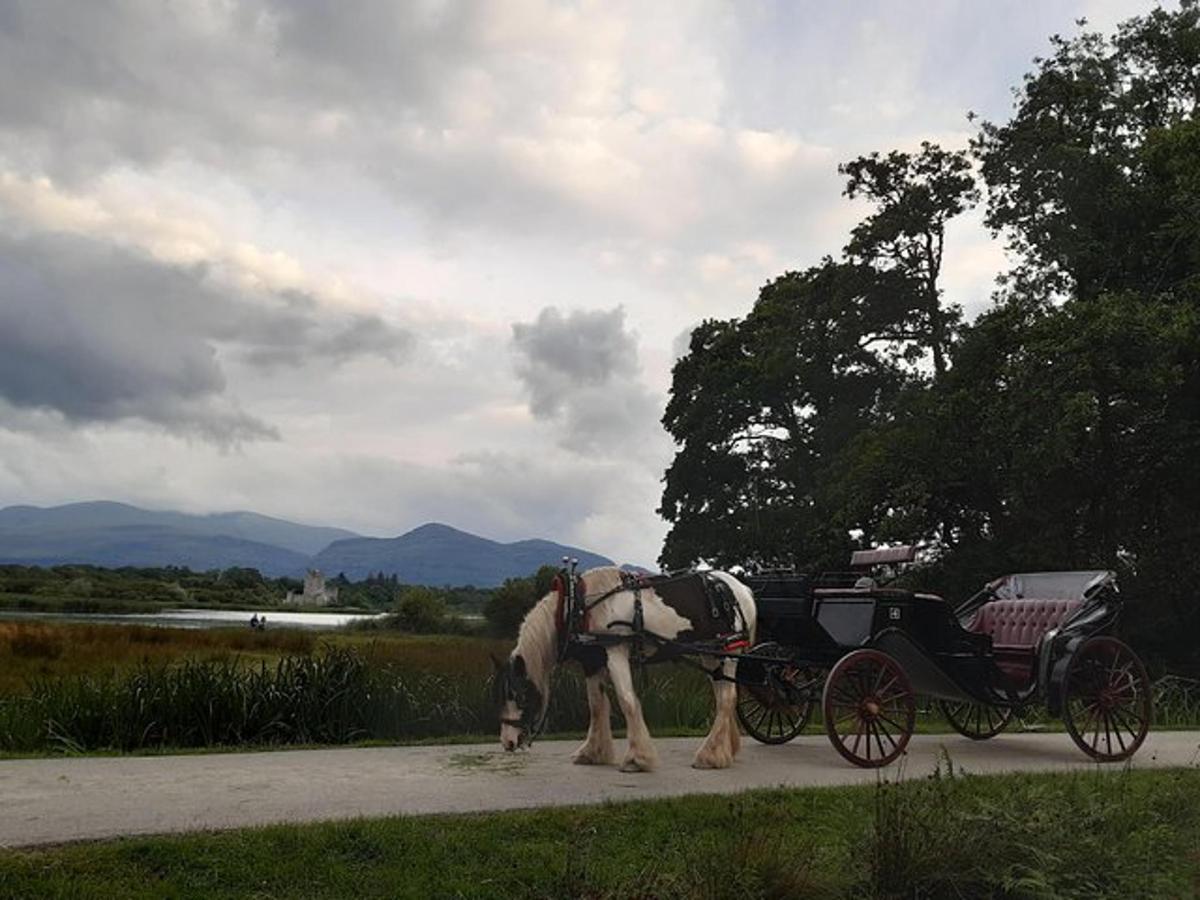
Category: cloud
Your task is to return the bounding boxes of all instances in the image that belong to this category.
[237,308,413,371]
[0,231,272,443]
[510,306,637,417]
[510,305,666,458]
[0,230,411,442]
[0,0,833,253]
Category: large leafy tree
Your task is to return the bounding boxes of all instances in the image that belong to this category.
[660,261,906,570]
[974,2,1200,301]
[661,143,977,570]
[840,143,979,377]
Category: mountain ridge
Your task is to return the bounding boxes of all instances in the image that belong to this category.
[0,502,622,586]
[313,522,612,585]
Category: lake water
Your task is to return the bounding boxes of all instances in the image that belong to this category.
[0,608,385,631]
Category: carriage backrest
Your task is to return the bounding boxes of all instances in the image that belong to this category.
[967,598,1083,648]
[967,570,1111,648]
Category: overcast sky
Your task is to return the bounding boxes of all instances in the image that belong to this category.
[0,0,1154,566]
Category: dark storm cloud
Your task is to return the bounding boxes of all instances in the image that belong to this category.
[237,309,413,370]
[0,231,411,440]
[510,306,664,455]
[510,306,637,417]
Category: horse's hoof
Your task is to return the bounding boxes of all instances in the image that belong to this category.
[692,752,732,770]
[619,758,653,773]
[572,750,610,766]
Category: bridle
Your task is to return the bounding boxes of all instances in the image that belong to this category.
[500,700,549,748]
[498,664,550,748]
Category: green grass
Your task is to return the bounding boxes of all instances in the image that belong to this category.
[0,768,1197,898]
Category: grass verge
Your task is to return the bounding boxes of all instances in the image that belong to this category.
[0,768,1197,899]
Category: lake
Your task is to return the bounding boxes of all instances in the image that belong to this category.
[0,608,385,631]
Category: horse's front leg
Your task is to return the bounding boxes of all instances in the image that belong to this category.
[693,655,739,769]
[572,670,616,765]
[606,646,658,772]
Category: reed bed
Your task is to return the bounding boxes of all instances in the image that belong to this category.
[2,622,1196,755]
[0,644,714,754]
[0,622,317,693]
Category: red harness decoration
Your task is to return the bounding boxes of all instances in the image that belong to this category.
[553,573,590,637]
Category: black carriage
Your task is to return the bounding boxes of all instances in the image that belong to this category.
[737,547,1153,768]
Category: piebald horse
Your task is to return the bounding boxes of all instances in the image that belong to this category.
[495,565,757,771]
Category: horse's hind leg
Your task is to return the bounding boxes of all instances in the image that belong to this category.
[572,671,616,765]
[606,646,659,773]
[693,656,738,769]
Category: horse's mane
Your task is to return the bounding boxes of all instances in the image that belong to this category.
[513,592,556,694]
[514,565,628,692]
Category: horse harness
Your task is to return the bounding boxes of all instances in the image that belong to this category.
[553,560,750,682]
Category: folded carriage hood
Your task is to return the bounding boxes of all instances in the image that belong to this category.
[990,571,1113,600]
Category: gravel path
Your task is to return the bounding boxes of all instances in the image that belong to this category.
[2,731,1197,848]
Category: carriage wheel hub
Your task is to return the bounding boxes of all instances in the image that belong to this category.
[861,698,881,718]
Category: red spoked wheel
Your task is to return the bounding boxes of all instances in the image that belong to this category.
[1063,636,1152,762]
[735,642,821,745]
[938,700,1013,740]
[822,649,915,768]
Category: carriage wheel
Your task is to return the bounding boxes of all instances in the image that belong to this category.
[1062,636,1152,762]
[938,700,1013,740]
[735,642,819,744]
[822,649,915,768]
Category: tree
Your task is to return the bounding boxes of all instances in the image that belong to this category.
[393,586,449,634]
[217,567,264,590]
[840,143,979,377]
[482,566,558,637]
[660,261,905,569]
[975,3,1200,301]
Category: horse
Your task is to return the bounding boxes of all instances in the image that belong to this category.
[494,565,757,771]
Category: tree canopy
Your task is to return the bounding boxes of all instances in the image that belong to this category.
[660,2,1200,675]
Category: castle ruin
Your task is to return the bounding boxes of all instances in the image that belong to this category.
[285,569,338,607]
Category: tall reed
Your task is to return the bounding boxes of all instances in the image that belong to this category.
[0,645,712,753]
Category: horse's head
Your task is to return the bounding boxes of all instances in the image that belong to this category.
[493,652,545,751]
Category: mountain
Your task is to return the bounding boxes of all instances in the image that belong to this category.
[0,502,352,577]
[312,523,613,585]
[0,526,311,576]
[0,502,357,556]
[0,503,621,585]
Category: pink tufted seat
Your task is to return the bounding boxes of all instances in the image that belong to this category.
[967,598,1083,648]
[966,598,1084,686]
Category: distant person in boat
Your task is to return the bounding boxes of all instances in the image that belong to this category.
[249,614,260,629]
